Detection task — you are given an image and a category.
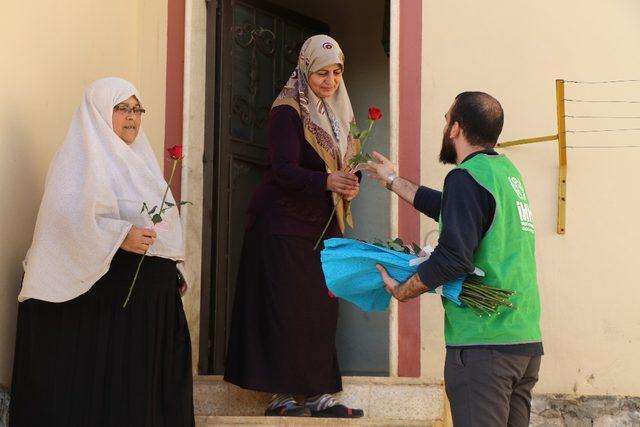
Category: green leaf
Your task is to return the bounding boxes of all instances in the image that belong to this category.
[140,202,149,214]
[392,237,404,245]
[412,243,422,255]
[349,152,372,166]
[388,242,403,252]
[151,213,163,224]
[164,201,175,208]
[148,206,157,215]
[372,238,386,247]
[179,201,193,206]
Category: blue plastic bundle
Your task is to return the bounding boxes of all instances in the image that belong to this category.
[320,238,464,312]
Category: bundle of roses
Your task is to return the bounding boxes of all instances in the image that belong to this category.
[371,237,515,316]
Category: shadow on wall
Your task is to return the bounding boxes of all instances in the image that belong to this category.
[0,104,43,400]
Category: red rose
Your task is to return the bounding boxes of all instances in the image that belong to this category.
[368,107,382,121]
[167,145,184,160]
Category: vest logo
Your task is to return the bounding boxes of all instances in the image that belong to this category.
[516,200,535,233]
[509,176,527,201]
[508,176,534,233]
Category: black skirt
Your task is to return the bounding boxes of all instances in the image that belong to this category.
[10,250,194,427]
[223,218,342,395]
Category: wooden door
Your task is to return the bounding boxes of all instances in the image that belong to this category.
[202,0,329,374]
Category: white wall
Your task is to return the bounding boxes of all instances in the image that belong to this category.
[419,0,640,395]
[0,0,168,388]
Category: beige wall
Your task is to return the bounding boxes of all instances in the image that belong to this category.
[419,0,640,395]
[0,0,168,388]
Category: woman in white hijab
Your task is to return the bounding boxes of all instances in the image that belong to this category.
[224,35,364,418]
[10,77,194,426]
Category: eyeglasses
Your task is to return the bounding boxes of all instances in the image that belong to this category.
[113,104,146,116]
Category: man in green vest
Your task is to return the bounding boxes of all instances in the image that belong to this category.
[367,92,542,427]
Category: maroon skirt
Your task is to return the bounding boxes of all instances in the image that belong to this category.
[224,218,342,395]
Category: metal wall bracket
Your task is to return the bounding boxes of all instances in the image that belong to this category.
[497,79,567,234]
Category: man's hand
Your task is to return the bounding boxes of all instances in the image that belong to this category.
[366,151,421,205]
[121,226,157,254]
[376,264,429,302]
[366,151,396,187]
[376,263,401,297]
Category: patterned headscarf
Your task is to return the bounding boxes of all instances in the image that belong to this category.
[272,35,359,232]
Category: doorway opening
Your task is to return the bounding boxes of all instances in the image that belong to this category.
[201,0,391,377]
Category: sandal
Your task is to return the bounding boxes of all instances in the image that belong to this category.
[264,402,311,417]
[310,404,364,418]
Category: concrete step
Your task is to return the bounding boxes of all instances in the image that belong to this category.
[194,376,444,423]
[195,415,442,426]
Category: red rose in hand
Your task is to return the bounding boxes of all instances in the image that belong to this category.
[368,107,382,121]
[167,145,184,160]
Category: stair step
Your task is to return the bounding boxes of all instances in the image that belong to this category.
[194,376,444,422]
[195,415,441,426]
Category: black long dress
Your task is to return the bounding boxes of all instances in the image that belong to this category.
[223,105,343,395]
[10,250,194,427]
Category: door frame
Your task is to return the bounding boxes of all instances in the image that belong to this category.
[199,0,218,375]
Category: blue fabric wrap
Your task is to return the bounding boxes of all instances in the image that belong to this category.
[320,238,463,312]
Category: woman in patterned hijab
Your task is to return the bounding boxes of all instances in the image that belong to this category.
[224,35,364,419]
[272,34,361,231]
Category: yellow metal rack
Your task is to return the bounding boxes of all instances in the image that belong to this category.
[497,79,567,234]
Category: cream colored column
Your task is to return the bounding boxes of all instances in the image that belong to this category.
[180,0,208,374]
[388,0,401,378]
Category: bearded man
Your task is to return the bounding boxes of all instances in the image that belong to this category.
[367,92,543,427]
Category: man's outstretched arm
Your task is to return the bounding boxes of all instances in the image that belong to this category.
[366,151,442,220]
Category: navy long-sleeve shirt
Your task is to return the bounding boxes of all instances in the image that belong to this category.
[413,150,497,289]
[412,149,543,356]
[414,152,495,289]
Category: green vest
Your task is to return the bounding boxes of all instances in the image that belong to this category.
[441,153,542,345]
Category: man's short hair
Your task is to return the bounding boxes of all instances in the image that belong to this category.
[450,92,504,148]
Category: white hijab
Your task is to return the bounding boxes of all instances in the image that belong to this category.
[19,77,185,303]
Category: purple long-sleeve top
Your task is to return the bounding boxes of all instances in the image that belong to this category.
[246,105,342,239]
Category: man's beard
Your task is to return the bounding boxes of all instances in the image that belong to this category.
[439,125,457,165]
